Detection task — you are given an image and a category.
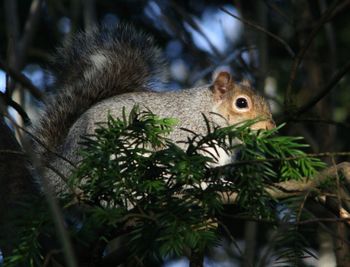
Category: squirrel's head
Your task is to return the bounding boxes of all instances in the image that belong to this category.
[211,71,275,130]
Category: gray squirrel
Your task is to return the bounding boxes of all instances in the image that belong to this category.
[32,24,275,193]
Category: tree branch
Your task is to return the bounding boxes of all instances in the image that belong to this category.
[219,162,350,203]
[0,59,43,100]
[17,0,44,69]
[221,7,295,58]
[171,1,222,57]
[293,60,350,116]
[284,0,340,108]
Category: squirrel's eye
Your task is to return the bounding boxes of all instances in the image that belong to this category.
[235,97,248,109]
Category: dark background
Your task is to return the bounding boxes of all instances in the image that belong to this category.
[1,0,350,266]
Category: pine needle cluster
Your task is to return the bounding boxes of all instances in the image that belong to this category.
[5,107,326,266]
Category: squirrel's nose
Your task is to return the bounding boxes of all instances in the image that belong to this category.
[265,120,276,130]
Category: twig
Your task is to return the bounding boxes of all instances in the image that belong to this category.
[319,0,337,71]
[317,219,350,246]
[0,58,43,100]
[221,7,295,58]
[18,0,44,68]
[170,1,222,57]
[225,151,350,169]
[0,149,25,156]
[265,180,304,194]
[45,163,82,197]
[83,0,97,30]
[263,0,293,25]
[43,249,61,267]
[0,92,31,123]
[34,168,78,267]
[296,191,311,223]
[219,161,350,203]
[5,116,77,168]
[284,0,340,107]
[224,213,350,226]
[217,221,245,258]
[288,118,350,129]
[327,0,350,22]
[332,157,343,218]
[190,46,256,84]
[293,60,350,116]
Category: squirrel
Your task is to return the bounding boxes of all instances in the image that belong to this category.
[32,23,275,193]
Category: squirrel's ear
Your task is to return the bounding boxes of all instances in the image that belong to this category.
[212,71,233,99]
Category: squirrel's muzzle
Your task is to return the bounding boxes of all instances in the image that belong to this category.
[251,119,276,131]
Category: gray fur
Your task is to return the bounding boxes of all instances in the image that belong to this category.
[33,24,167,157]
[48,86,226,192]
[32,24,273,193]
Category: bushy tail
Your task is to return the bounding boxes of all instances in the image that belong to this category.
[33,23,167,155]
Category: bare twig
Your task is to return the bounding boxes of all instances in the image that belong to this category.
[319,0,337,71]
[43,249,61,267]
[0,92,31,123]
[4,0,43,98]
[284,0,340,107]
[83,0,97,30]
[170,1,222,57]
[33,165,78,267]
[223,151,350,169]
[224,213,350,226]
[327,0,350,22]
[190,46,256,84]
[288,118,350,129]
[221,7,295,58]
[4,0,20,42]
[3,116,77,168]
[219,161,350,203]
[293,60,350,116]
[46,163,82,197]
[4,0,20,95]
[263,0,293,25]
[0,149,26,156]
[296,191,311,223]
[18,0,44,68]
[0,60,43,100]
[0,59,43,99]
[217,221,245,258]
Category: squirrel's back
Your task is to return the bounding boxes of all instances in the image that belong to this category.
[33,23,167,157]
[32,23,274,193]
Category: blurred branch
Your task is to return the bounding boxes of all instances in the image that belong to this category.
[319,0,337,71]
[18,0,44,68]
[4,0,43,101]
[4,0,20,95]
[190,46,256,83]
[327,0,350,22]
[224,214,350,227]
[293,60,350,116]
[0,92,30,124]
[4,0,20,54]
[83,0,97,30]
[263,0,293,25]
[223,151,350,168]
[14,122,77,169]
[8,116,79,267]
[0,116,36,258]
[170,1,222,58]
[32,161,78,267]
[284,0,340,108]
[221,7,295,58]
[0,59,43,100]
[220,161,350,202]
[289,118,350,129]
